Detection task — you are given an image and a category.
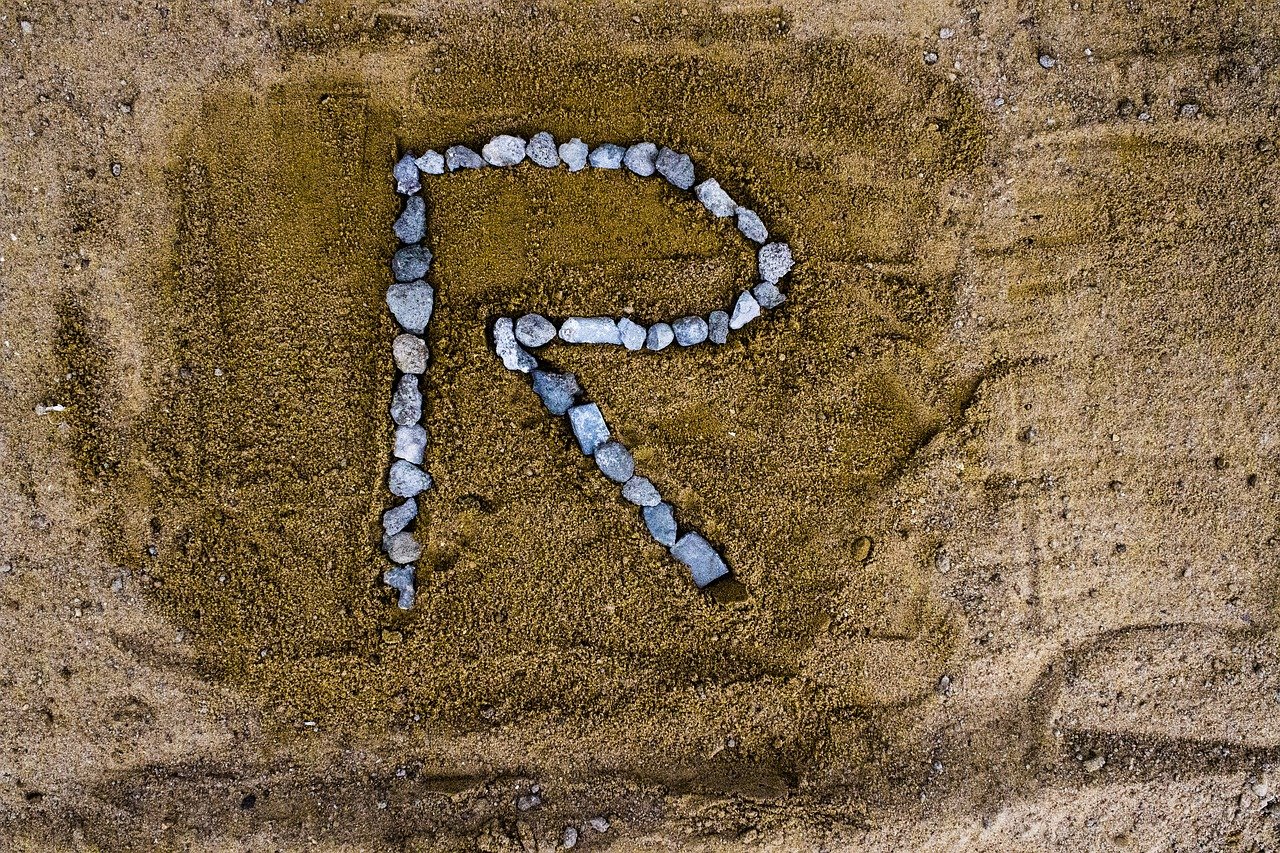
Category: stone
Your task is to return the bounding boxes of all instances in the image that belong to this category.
[394,195,426,244]
[392,333,428,373]
[645,322,674,351]
[617,317,646,351]
[736,208,768,243]
[389,461,433,497]
[852,536,873,562]
[558,138,589,172]
[482,134,527,167]
[568,403,610,455]
[394,424,427,464]
[588,817,611,834]
[445,145,484,171]
[753,281,786,309]
[531,370,582,415]
[382,498,418,536]
[559,316,622,344]
[672,315,709,346]
[655,147,695,189]
[384,530,421,564]
[391,374,422,426]
[643,502,677,546]
[594,440,635,483]
[708,310,729,344]
[1039,54,1057,69]
[758,241,794,283]
[415,149,445,175]
[729,290,761,329]
[383,565,415,610]
[493,317,537,373]
[391,245,432,282]
[695,179,737,217]
[394,154,421,194]
[515,313,557,348]
[622,476,661,506]
[386,280,435,332]
[589,143,625,169]
[623,142,658,176]
[526,132,559,167]
[671,532,730,587]
[562,827,579,849]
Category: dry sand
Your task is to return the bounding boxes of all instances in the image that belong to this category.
[1,0,1278,849]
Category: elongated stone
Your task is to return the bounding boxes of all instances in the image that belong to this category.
[753,281,786,309]
[589,143,625,169]
[729,290,760,329]
[493,317,537,373]
[394,154,421,194]
[383,565,415,610]
[526,132,559,167]
[622,476,661,506]
[568,403,610,455]
[515,313,557,348]
[671,532,729,587]
[594,440,634,483]
[482,134,527,166]
[383,530,422,564]
[386,280,434,332]
[655,147,694,189]
[558,138,589,172]
[394,424,427,464]
[672,315,709,346]
[382,498,418,536]
[617,317,646,351]
[758,241,794,283]
[393,333,428,374]
[695,179,737,217]
[394,195,426,244]
[531,370,581,415]
[708,310,729,344]
[645,322,674,351]
[559,316,621,344]
[623,142,657,176]
[445,145,484,171]
[389,461,432,497]
[415,150,445,175]
[736,208,768,243]
[643,502,677,546]
[391,374,422,426]
[391,245,432,282]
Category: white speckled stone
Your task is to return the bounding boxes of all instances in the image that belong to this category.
[695,179,737,217]
[643,502,677,546]
[736,208,768,243]
[645,322,674,351]
[622,476,661,506]
[594,440,635,483]
[623,142,658,176]
[482,134,527,166]
[753,281,786,309]
[386,280,434,332]
[568,403,610,455]
[515,313,557,348]
[445,145,484,171]
[390,374,422,426]
[415,150,445,175]
[389,461,433,497]
[559,316,622,344]
[617,317,646,351]
[672,315,709,346]
[394,424,427,464]
[558,138,589,172]
[383,565,415,609]
[708,310,729,344]
[393,333,428,374]
[655,147,695,189]
[729,290,761,329]
[383,530,422,564]
[493,317,537,373]
[382,498,417,535]
[526,132,559,167]
[758,241,794,283]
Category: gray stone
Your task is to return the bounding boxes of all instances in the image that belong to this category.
[623,142,658,176]
[394,154,421,194]
[753,281,786,309]
[394,195,426,244]
[694,179,737,217]
[729,290,761,329]
[671,532,729,587]
[622,476,661,506]
[386,280,434,332]
[594,440,634,483]
[672,315,709,346]
[391,245,432,282]
[493,317,537,373]
[708,310,729,344]
[515,313,557,348]
[736,208,768,243]
[558,138,589,172]
[758,241,794,283]
[588,817,611,834]
[445,145,484,171]
[394,424,427,464]
[643,502,677,546]
[1039,54,1057,69]
[382,498,418,535]
[389,461,433,497]
[568,403,610,455]
[559,316,621,344]
[617,317,646,351]
[482,134,527,166]
[391,374,422,426]
[393,333,428,374]
[562,827,579,849]
[526,132,559,167]
[383,565,416,610]
[531,370,581,415]
[655,147,695,189]
[415,149,445,175]
[589,143,625,169]
[383,531,421,565]
[645,322,674,351]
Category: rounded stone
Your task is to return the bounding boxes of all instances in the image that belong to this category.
[394,424,427,464]
[589,143,625,169]
[515,313,557,348]
[623,142,658,176]
[383,531,422,564]
[622,476,661,506]
[482,134,527,166]
[594,440,635,483]
[617,317,646,351]
[389,461,433,497]
[415,150,445,175]
[695,179,737,217]
[758,242,794,283]
[391,245,432,282]
[445,145,484,171]
[393,333,428,374]
[386,280,435,332]
[390,374,422,426]
[852,536,874,562]
[645,322,674,351]
[672,315,709,346]
[558,138,589,172]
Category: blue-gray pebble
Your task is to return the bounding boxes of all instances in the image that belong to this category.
[532,370,582,415]
[391,245,432,282]
[394,195,426,244]
[671,532,730,587]
[568,403,610,454]
[386,280,434,333]
[643,502,677,546]
[594,440,635,483]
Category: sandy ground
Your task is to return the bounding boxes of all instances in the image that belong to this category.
[1,0,1278,849]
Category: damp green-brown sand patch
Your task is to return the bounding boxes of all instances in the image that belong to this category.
[81,19,989,786]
